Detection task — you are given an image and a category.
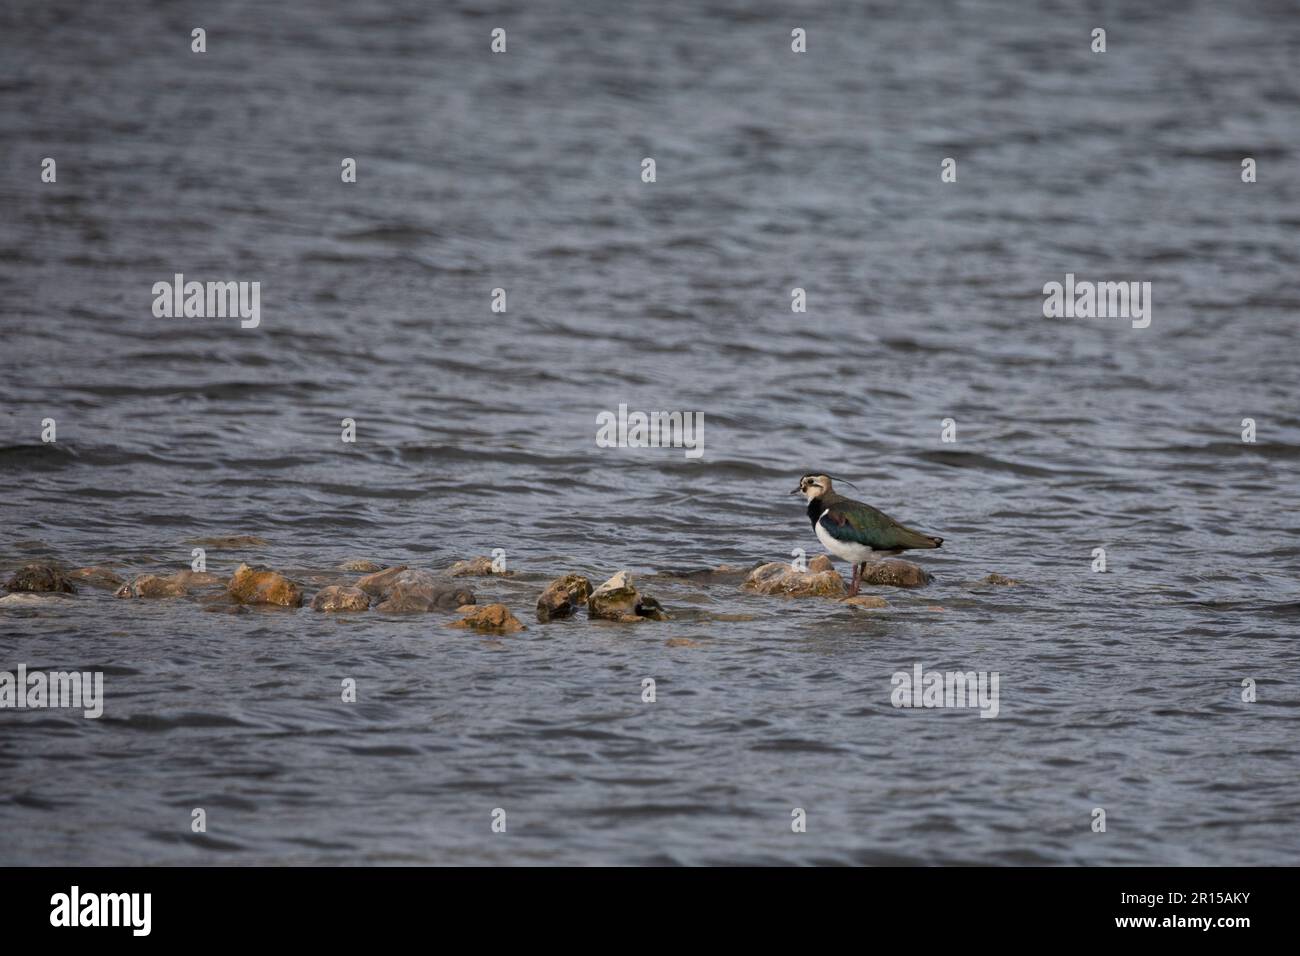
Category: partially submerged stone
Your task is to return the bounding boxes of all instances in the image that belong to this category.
[355,565,409,597]
[338,559,384,573]
[116,574,185,599]
[4,563,77,594]
[841,595,889,609]
[373,569,474,613]
[656,564,753,581]
[116,570,226,599]
[311,585,370,612]
[176,570,224,588]
[449,556,508,577]
[536,573,592,622]
[587,571,670,622]
[227,563,303,607]
[449,603,525,633]
[70,567,126,590]
[980,573,1020,586]
[203,602,249,615]
[858,559,931,588]
[742,562,846,598]
[665,637,702,648]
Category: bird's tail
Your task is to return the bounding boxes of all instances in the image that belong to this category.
[899,529,943,549]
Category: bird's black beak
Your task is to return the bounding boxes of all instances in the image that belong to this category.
[789,487,801,495]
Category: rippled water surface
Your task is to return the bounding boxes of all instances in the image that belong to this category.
[2,0,1299,865]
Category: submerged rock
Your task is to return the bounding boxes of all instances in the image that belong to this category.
[355,565,409,597]
[448,556,508,577]
[311,585,370,612]
[5,563,77,594]
[587,571,670,622]
[202,602,249,615]
[536,574,592,622]
[665,637,702,648]
[449,603,525,633]
[0,592,73,608]
[373,569,474,613]
[70,567,126,590]
[858,559,932,589]
[116,570,225,599]
[338,559,384,573]
[980,573,1020,586]
[227,563,303,607]
[842,595,889,609]
[655,563,756,582]
[742,562,846,598]
[188,535,269,549]
[178,570,224,588]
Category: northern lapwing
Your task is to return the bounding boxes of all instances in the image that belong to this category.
[792,474,943,596]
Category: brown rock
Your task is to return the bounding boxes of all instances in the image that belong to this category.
[449,556,508,577]
[587,571,670,622]
[373,569,474,613]
[116,570,226,599]
[665,637,702,648]
[5,563,77,594]
[355,565,409,597]
[536,573,592,622]
[311,585,371,612]
[69,566,126,590]
[858,559,932,588]
[227,563,303,607]
[981,573,1020,586]
[742,562,846,598]
[449,603,526,633]
[116,574,185,598]
[338,559,384,573]
[807,554,834,573]
[841,595,889,608]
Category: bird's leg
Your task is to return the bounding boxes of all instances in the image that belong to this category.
[848,563,861,597]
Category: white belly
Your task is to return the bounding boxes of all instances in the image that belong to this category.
[814,512,878,563]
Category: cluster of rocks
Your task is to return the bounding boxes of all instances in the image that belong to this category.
[532,571,671,624]
[2,551,1018,624]
[0,557,670,635]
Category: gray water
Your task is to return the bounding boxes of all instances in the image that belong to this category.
[2,0,1299,865]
